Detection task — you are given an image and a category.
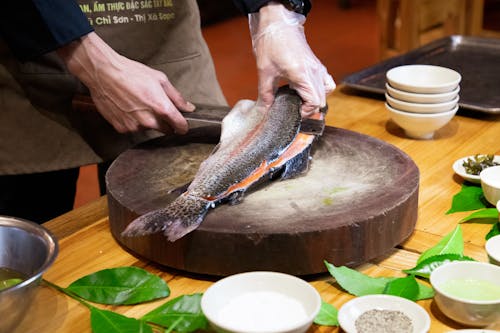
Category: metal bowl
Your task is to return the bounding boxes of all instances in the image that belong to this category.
[0,216,58,332]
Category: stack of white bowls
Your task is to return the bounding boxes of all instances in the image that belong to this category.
[385,64,461,139]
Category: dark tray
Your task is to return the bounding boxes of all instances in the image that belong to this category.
[342,35,500,114]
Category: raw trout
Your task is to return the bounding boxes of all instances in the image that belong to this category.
[122,86,321,241]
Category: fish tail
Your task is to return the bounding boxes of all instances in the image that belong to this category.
[121,194,211,242]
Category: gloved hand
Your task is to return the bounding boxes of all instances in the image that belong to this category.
[249,2,335,117]
[58,32,194,134]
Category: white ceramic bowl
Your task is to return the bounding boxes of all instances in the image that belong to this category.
[452,155,500,184]
[338,294,430,333]
[430,261,500,327]
[486,234,500,266]
[201,271,321,333]
[386,103,458,139]
[386,65,461,94]
[386,83,460,104]
[480,165,500,205]
[386,93,459,113]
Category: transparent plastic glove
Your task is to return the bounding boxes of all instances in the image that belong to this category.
[58,32,194,134]
[249,2,335,117]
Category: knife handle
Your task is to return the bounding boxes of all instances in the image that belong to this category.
[72,94,231,124]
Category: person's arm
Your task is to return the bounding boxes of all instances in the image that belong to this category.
[0,1,194,135]
[0,0,93,60]
[233,0,311,16]
[57,32,194,134]
[235,0,335,117]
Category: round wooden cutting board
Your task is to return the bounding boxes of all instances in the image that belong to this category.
[107,126,419,276]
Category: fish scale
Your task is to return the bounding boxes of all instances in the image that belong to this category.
[122,86,319,241]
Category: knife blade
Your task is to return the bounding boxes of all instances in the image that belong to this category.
[72,94,326,136]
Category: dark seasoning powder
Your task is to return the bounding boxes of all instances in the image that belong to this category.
[354,309,413,333]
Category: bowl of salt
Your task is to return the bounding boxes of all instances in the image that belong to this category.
[201,271,321,333]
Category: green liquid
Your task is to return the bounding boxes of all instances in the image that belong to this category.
[441,278,500,301]
[0,267,25,291]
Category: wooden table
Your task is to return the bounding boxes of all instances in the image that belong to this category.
[17,86,500,332]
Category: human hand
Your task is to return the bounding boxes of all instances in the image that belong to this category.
[249,2,335,117]
[58,32,194,134]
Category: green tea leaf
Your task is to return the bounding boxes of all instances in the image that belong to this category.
[404,254,476,278]
[417,226,463,264]
[66,267,170,305]
[460,208,499,223]
[383,276,419,301]
[314,300,338,326]
[0,278,22,290]
[415,282,434,300]
[324,261,393,295]
[486,222,500,240]
[90,307,152,333]
[142,293,207,333]
[324,261,433,301]
[446,183,487,214]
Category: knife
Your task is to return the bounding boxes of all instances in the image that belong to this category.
[72,94,326,136]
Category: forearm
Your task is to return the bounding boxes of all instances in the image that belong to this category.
[56,32,120,94]
[249,1,306,46]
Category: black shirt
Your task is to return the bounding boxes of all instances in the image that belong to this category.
[0,0,311,61]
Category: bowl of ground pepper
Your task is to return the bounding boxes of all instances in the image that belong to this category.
[338,294,430,333]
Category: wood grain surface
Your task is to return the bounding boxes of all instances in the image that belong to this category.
[19,85,500,333]
[106,125,419,275]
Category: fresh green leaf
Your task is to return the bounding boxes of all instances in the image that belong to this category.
[324,261,434,301]
[142,293,207,333]
[90,307,152,333]
[0,278,22,290]
[486,222,500,240]
[446,183,487,214]
[324,261,393,295]
[66,267,170,305]
[313,300,338,326]
[460,208,499,223]
[383,276,419,301]
[415,282,434,300]
[417,226,463,264]
[404,254,476,278]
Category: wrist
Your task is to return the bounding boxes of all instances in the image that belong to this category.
[260,0,310,15]
[57,32,120,89]
[249,1,305,41]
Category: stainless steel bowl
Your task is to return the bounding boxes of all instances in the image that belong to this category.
[0,216,58,332]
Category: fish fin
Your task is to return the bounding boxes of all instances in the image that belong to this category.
[280,145,312,180]
[121,194,211,242]
[167,182,191,196]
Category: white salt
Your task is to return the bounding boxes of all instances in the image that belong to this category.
[217,291,308,331]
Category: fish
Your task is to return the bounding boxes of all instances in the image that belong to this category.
[122,86,323,241]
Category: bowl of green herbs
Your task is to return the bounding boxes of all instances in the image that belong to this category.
[0,216,58,332]
[453,154,500,184]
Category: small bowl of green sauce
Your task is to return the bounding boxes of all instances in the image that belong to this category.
[430,261,500,327]
[0,216,58,332]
